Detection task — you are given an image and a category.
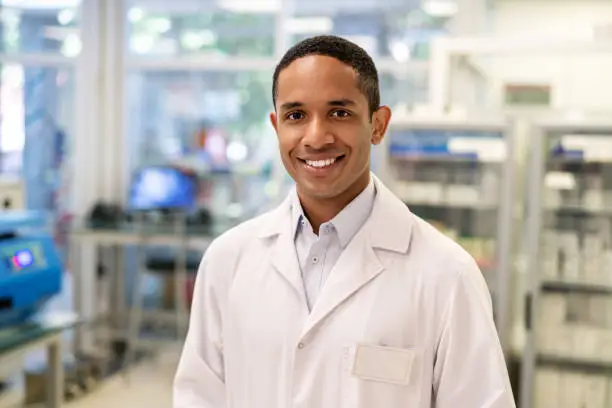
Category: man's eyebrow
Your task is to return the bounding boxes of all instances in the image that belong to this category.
[280,101,303,111]
[279,99,357,111]
[328,99,356,107]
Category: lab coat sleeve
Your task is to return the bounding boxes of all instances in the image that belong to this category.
[432,257,515,408]
[173,256,226,408]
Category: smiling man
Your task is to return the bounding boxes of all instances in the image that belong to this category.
[174,35,515,408]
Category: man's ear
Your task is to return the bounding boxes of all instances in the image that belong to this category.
[371,106,392,145]
[270,112,278,133]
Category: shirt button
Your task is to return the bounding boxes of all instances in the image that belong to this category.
[298,342,305,349]
[312,256,319,264]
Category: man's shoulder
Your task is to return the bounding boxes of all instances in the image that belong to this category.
[410,214,479,274]
[407,215,491,308]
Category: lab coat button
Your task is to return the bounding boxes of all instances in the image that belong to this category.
[312,257,319,264]
[298,342,305,349]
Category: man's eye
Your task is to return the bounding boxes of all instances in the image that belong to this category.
[287,112,304,121]
[331,110,350,118]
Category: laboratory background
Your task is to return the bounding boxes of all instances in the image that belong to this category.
[0,0,611,406]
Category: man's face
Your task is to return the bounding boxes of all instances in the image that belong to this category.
[270,55,391,202]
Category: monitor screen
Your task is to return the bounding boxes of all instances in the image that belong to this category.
[128,166,197,211]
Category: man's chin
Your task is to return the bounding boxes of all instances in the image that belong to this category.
[297,182,341,201]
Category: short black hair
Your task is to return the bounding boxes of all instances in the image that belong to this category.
[272,35,380,116]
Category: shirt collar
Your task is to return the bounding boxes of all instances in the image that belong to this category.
[291,177,377,248]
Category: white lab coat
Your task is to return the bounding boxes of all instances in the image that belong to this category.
[174,175,515,408]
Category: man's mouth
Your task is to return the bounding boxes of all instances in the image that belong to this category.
[299,155,345,169]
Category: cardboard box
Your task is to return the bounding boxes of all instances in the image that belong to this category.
[540,294,567,325]
[583,190,604,211]
[581,260,601,285]
[581,374,606,408]
[571,326,599,361]
[583,234,604,256]
[596,330,612,363]
[535,368,560,408]
[562,257,581,282]
[601,252,612,286]
[396,181,444,204]
[541,261,559,280]
[544,190,561,209]
[543,326,574,356]
[445,184,480,205]
[560,373,584,408]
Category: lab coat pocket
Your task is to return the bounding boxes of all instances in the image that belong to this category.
[343,344,424,408]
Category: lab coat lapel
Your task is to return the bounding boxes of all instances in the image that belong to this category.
[300,175,414,338]
[259,194,309,307]
[270,226,306,300]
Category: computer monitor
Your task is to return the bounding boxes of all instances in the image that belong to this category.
[128,166,198,212]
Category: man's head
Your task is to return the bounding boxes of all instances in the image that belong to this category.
[270,35,392,204]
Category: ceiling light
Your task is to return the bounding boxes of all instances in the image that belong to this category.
[422,0,458,17]
[57,8,75,26]
[227,141,248,163]
[130,34,155,54]
[150,17,172,33]
[127,7,145,23]
[390,41,412,63]
[218,0,280,13]
[285,17,333,34]
[61,33,81,57]
[1,0,80,9]
[181,30,216,50]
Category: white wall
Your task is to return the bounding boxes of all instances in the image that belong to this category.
[480,0,612,109]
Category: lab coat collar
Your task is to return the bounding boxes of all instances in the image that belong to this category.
[366,174,414,253]
[290,177,376,248]
[257,174,414,327]
[258,173,414,254]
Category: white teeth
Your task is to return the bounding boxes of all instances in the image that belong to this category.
[305,158,336,168]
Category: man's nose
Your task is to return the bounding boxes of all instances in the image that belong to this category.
[302,117,335,149]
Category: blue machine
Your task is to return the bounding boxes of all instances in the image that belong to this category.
[0,211,63,328]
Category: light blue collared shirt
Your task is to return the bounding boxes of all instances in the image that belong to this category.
[291,178,376,311]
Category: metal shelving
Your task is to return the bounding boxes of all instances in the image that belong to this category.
[520,118,612,408]
[375,115,517,351]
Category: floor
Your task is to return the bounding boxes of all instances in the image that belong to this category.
[65,348,179,408]
[39,272,177,408]
[18,271,178,407]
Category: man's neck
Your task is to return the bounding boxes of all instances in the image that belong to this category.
[298,173,370,234]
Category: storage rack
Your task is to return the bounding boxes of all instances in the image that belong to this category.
[520,118,612,408]
[375,115,516,352]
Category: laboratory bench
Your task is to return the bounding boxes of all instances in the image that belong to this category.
[0,312,79,408]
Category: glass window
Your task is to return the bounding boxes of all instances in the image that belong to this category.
[0,64,74,250]
[1,64,74,176]
[126,0,276,57]
[288,0,453,60]
[0,0,81,55]
[380,69,429,108]
[125,70,276,215]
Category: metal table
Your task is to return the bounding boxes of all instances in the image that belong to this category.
[68,222,230,354]
[0,312,79,408]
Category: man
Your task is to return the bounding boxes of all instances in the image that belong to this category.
[174,35,515,408]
